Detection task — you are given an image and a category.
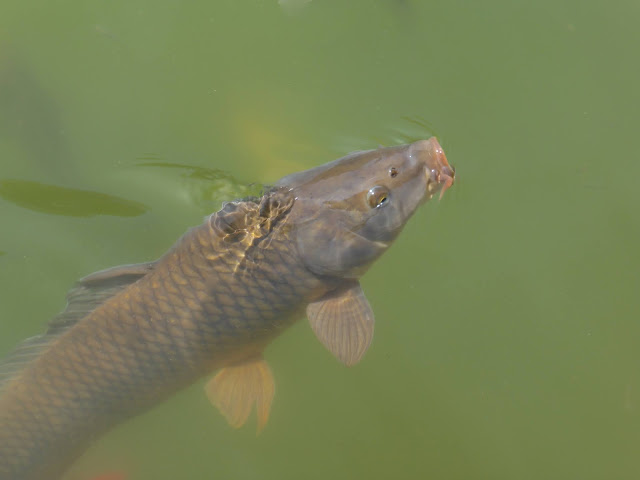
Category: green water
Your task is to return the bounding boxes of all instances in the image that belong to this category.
[1,1,639,479]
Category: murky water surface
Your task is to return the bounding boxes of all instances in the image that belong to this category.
[1,1,639,479]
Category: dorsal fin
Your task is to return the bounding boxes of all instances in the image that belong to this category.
[0,261,156,389]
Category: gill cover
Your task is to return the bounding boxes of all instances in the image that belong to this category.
[294,210,387,278]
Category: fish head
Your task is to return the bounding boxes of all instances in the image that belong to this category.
[277,137,454,278]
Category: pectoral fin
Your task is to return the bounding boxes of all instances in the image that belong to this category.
[307,280,374,366]
[205,356,275,433]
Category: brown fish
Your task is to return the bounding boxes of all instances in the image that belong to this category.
[0,138,454,480]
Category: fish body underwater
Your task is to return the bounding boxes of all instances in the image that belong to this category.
[0,138,454,480]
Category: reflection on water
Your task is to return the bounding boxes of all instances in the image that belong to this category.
[331,116,438,156]
[381,116,439,146]
[135,162,263,211]
[0,180,148,217]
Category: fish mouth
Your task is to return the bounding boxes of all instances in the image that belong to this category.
[409,138,455,200]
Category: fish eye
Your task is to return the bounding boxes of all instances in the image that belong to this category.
[389,167,399,178]
[367,185,390,208]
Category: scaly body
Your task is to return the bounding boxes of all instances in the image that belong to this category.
[0,138,454,479]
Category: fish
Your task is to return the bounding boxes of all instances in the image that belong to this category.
[0,138,454,480]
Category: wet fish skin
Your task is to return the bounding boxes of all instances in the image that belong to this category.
[0,138,454,480]
[0,198,320,480]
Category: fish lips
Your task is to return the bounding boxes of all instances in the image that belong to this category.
[408,138,455,201]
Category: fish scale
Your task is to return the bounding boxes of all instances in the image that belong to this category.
[1,197,319,480]
[0,139,454,479]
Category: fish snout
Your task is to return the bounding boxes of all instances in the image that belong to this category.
[410,138,455,199]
